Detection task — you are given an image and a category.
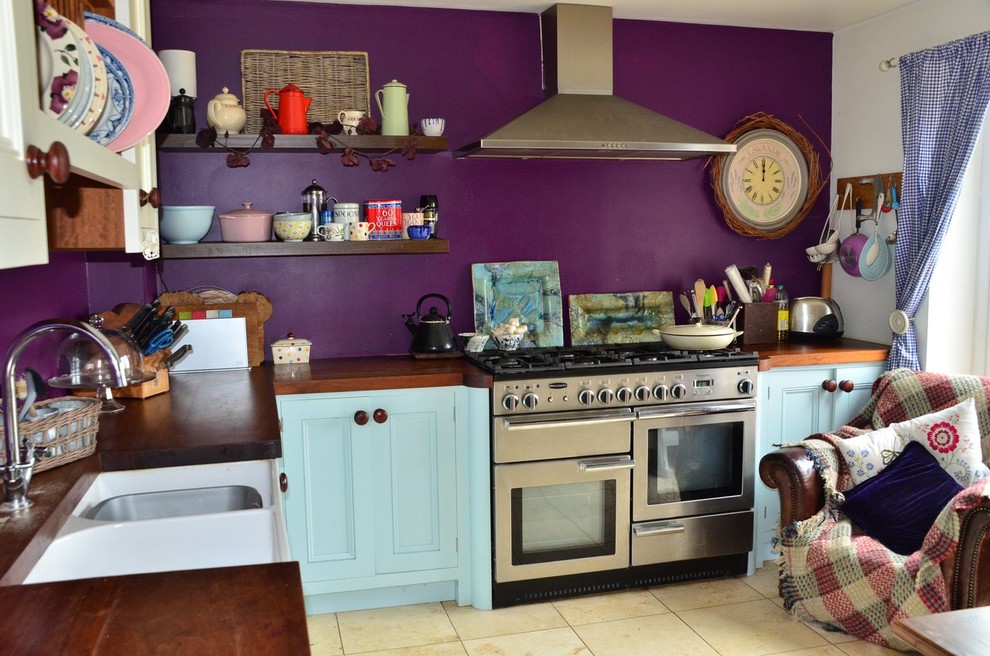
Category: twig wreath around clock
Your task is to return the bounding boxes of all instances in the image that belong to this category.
[710,112,826,239]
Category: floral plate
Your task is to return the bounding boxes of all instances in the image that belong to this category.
[472,261,564,348]
[65,17,108,135]
[36,2,81,120]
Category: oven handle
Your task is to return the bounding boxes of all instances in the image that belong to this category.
[632,520,686,536]
[501,409,634,431]
[578,455,635,472]
[636,399,755,419]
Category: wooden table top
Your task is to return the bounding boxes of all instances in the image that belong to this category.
[893,608,990,656]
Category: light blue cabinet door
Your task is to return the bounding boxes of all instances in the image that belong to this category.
[280,395,376,583]
[372,389,458,574]
[832,364,887,427]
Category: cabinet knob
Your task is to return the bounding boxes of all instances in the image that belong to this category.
[279,472,288,493]
[25,142,70,184]
[373,408,388,424]
[838,380,855,393]
[354,410,369,426]
[140,187,161,208]
[821,379,837,393]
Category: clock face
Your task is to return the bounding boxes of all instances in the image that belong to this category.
[719,129,809,232]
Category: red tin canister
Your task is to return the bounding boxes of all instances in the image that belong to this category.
[364,199,402,239]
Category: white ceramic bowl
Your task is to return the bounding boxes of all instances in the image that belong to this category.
[652,324,742,350]
[421,118,445,137]
[159,206,215,244]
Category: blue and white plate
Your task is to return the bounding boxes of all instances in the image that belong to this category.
[88,45,133,147]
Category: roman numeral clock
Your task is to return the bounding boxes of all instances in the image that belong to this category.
[711,113,821,239]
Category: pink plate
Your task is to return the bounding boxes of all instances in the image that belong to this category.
[83,18,169,152]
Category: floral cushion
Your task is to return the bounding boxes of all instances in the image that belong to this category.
[837,398,989,488]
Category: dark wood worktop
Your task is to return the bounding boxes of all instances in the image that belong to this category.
[272,355,493,395]
[753,337,889,371]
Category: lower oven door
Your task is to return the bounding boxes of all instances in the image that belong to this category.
[632,399,755,522]
[494,455,633,583]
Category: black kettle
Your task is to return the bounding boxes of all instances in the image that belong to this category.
[403,293,457,354]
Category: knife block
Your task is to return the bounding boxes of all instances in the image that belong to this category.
[740,303,777,345]
[74,352,171,400]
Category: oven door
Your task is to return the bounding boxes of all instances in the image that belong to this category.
[632,399,755,522]
[494,455,633,583]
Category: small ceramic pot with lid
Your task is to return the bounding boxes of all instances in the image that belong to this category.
[206,87,247,134]
[218,202,273,242]
[271,333,311,364]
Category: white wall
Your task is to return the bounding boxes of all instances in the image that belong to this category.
[830,0,990,360]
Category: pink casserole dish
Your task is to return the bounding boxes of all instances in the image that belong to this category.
[218,202,273,242]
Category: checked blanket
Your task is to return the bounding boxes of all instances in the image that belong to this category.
[777,368,990,650]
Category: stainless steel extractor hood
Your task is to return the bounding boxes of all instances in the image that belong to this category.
[455,4,736,161]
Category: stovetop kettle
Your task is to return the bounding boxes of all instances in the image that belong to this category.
[403,293,457,354]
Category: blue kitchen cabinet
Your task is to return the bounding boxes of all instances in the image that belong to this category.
[278,386,475,613]
[754,362,886,565]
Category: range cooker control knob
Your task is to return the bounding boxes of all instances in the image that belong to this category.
[616,387,632,403]
[737,379,755,395]
[635,386,652,402]
[502,394,520,411]
[522,393,539,410]
[578,389,596,406]
[598,388,614,405]
[671,383,687,400]
[652,384,669,401]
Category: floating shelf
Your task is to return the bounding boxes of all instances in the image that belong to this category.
[161,239,450,259]
[157,133,449,154]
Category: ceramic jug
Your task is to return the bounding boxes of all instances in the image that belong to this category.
[264,83,312,135]
[207,87,247,134]
[375,79,409,136]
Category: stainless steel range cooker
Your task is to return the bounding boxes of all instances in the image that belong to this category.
[465,343,759,607]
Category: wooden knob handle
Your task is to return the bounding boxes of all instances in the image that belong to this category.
[839,380,855,393]
[140,187,161,208]
[821,380,837,392]
[279,472,288,493]
[354,410,369,426]
[25,142,70,184]
[373,408,388,424]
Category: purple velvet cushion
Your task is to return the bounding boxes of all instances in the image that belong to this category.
[840,440,963,555]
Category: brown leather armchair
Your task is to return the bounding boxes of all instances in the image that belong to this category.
[760,438,990,609]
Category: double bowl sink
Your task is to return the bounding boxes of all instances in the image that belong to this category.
[24,459,290,584]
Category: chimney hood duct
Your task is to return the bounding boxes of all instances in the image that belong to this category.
[455,4,736,161]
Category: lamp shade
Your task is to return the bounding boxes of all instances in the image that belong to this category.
[158,49,197,98]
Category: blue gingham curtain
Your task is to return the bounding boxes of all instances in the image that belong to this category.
[888,31,990,370]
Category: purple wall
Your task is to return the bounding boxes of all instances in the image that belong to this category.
[0,1,834,363]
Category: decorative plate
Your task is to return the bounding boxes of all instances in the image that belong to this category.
[65,17,108,135]
[84,16,169,152]
[88,45,134,147]
[83,11,146,44]
[569,291,674,345]
[57,21,94,129]
[36,2,80,120]
[472,261,564,348]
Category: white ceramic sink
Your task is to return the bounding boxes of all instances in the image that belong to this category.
[24,460,289,584]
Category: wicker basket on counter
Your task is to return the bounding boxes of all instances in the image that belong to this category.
[240,49,370,135]
[2,398,101,473]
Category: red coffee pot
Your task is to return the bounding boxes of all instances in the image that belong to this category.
[263,84,312,135]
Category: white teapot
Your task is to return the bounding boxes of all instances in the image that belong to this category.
[207,87,247,134]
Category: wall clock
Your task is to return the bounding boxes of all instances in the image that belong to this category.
[710,113,825,239]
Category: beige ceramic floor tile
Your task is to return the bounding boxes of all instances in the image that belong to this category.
[838,641,919,656]
[308,613,344,656]
[345,643,469,656]
[551,589,669,625]
[743,562,783,599]
[764,647,850,656]
[650,576,765,611]
[677,599,828,656]
[441,600,567,640]
[803,621,859,644]
[337,603,459,653]
[461,627,591,656]
[573,612,719,656]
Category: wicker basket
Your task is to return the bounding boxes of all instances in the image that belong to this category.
[241,49,370,135]
[2,398,101,473]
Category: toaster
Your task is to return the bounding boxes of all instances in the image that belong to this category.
[789,297,844,339]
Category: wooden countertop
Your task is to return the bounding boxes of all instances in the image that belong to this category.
[272,355,492,395]
[753,337,889,371]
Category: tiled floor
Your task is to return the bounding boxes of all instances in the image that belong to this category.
[306,564,918,656]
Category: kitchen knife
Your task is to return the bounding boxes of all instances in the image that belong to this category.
[163,344,193,369]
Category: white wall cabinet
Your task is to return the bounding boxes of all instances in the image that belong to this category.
[754,362,886,564]
[0,0,157,270]
[278,386,473,614]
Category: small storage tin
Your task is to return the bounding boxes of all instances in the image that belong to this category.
[364,199,402,239]
[271,333,312,364]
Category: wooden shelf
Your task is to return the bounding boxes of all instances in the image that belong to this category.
[161,239,450,259]
[157,133,449,154]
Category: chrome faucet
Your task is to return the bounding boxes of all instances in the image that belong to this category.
[2,319,125,510]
